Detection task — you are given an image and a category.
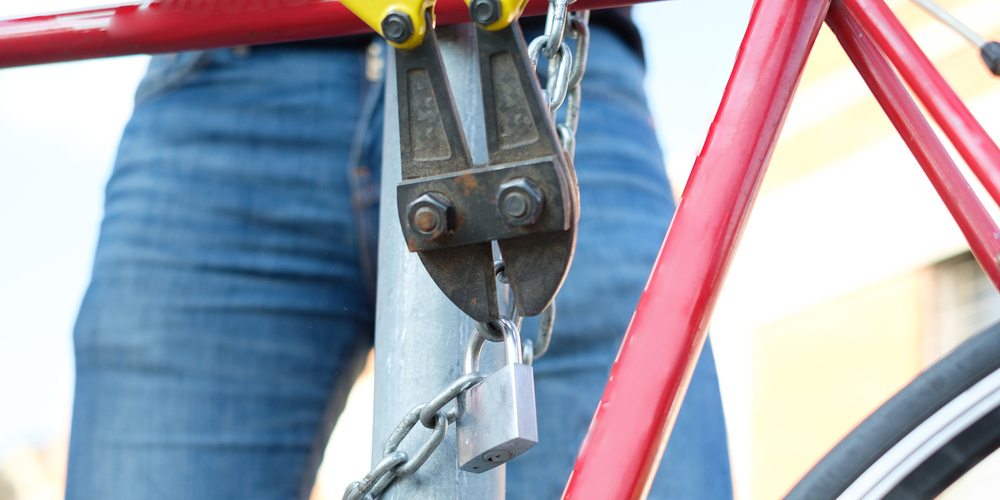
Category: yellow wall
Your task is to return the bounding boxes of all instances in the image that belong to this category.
[747,1,1000,497]
[751,271,927,500]
[762,0,1000,195]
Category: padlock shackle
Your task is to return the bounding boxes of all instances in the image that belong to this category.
[464,319,523,374]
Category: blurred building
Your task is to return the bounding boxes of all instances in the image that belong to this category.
[706,0,1000,497]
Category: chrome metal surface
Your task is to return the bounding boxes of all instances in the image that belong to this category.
[383,406,449,476]
[418,372,489,428]
[561,12,590,156]
[542,0,570,59]
[528,37,573,111]
[458,319,538,473]
[342,451,407,500]
[524,301,555,365]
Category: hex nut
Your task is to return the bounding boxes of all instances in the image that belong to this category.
[469,0,501,26]
[381,12,414,44]
[497,178,543,226]
[406,193,453,240]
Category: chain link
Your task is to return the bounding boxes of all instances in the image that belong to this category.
[542,0,570,59]
[526,1,590,159]
[488,261,557,366]
[521,301,554,366]
[383,406,448,477]
[343,370,487,500]
[525,6,587,364]
[528,37,572,113]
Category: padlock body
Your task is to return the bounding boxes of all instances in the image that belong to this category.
[457,362,538,473]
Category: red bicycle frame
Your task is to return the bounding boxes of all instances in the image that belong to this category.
[0,0,647,68]
[3,0,998,498]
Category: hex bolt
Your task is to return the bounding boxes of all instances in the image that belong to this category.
[381,11,414,45]
[406,193,453,240]
[497,178,543,226]
[469,0,501,26]
[413,207,439,233]
[503,192,529,219]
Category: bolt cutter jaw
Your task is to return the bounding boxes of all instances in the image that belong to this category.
[391,22,578,323]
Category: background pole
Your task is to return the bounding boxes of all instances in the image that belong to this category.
[372,24,503,500]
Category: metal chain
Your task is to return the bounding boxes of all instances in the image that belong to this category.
[526,2,590,159]
[488,261,556,366]
[342,371,487,500]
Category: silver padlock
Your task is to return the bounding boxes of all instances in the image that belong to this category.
[457,318,538,473]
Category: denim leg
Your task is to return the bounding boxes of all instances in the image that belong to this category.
[504,26,734,499]
[66,45,380,500]
[66,26,732,500]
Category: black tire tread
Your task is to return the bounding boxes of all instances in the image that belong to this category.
[784,320,1000,500]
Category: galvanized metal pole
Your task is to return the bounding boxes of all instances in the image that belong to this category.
[372,24,504,500]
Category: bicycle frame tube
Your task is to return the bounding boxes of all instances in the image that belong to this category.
[0,0,650,69]
[562,0,832,497]
[842,0,1000,210]
[7,0,1000,498]
[827,0,1000,293]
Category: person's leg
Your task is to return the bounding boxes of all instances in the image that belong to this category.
[66,43,381,500]
[506,25,734,499]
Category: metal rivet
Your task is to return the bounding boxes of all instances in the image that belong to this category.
[469,0,500,26]
[381,12,414,44]
[502,192,529,218]
[414,207,440,233]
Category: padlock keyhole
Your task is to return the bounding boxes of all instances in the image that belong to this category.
[483,450,512,463]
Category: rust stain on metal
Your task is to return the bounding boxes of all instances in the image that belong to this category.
[455,173,481,197]
[414,209,437,232]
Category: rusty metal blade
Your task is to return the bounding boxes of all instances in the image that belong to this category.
[418,242,499,322]
[395,24,474,181]
[498,227,577,318]
[478,23,560,166]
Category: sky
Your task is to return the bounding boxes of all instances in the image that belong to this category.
[0,0,756,493]
[0,10,150,458]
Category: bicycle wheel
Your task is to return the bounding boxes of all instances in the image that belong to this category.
[784,320,1000,500]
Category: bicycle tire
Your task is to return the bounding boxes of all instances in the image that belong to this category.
[784,320,1000,500]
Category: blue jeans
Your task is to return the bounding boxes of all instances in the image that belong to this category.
[66,26,732,500]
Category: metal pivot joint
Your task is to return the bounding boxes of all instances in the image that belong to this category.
[457,319,538,472]
[406,193,454,240]
[465,0,531,31]
[339,0,437,50]
[497,178,543,226]
[393,21,580,323]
